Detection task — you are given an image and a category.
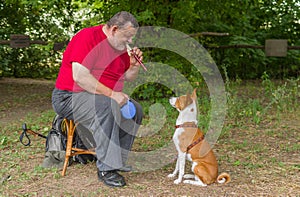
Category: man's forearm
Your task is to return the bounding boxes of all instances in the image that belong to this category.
[72,62,112,96]
[124,65,140,81]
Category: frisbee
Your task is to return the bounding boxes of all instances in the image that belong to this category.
[121,100,136,119]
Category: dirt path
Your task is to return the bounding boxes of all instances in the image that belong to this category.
[0,77,54,125]
[0,78,299,196]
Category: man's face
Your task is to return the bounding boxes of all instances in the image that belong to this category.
[109,23,137,51]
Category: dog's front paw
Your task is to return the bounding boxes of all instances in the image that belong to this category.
[168,173,176,178]
[183,174,195,179]
[174,178,182,184]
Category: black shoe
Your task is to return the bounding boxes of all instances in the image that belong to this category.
[97,170,126,187]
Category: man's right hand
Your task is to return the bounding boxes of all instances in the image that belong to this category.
[110,91,129,106]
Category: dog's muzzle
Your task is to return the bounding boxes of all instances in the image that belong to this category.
[169,97,177,107]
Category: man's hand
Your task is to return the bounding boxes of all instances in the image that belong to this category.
[129,47,143,67]
[110,91,129,106]
[125,47,143,81]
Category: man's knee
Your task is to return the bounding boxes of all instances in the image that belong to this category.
[132,100,143,124]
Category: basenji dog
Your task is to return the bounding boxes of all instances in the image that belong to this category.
[168,89,230,186]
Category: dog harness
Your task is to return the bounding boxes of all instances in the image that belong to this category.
[175,122,205,152]
[186,135,205,152]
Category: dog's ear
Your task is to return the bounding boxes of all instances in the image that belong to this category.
[191,88,197,100]
[185,93,193,108]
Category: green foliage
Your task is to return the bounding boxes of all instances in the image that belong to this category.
[0,0,73,78]
[131,83,174,100]
[221,36,268,79]
[261,72,300,112]
[0,45,61,78]
[226,73,300,126]
[0,0,299,99]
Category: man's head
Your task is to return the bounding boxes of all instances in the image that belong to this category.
[107,11,139,29]
[105,11,139,51]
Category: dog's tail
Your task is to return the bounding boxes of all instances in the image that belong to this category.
[217,172,231,184]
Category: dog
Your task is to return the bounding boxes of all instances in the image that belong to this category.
[168,88,230,186]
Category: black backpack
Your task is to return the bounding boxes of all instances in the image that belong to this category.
[45,115,66,152]
[44,114,96,166]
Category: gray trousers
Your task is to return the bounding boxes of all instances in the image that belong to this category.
[52,88,143,171]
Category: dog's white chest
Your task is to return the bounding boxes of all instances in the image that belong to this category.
[173,128,184,144]
[172,128,185,152]
[173,129,193,161]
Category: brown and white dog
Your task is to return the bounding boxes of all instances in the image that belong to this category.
[168,89,230,186]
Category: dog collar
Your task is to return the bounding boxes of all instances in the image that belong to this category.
[175,122,198,128]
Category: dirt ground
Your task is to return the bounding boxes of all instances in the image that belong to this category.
[0,77,299,196]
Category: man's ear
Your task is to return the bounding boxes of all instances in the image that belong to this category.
[111,25,118,35]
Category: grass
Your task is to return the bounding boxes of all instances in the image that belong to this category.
[0,77,299,196]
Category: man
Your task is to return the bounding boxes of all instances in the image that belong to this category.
[52,11,143,187]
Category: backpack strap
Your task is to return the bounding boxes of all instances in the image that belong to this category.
[19,123,46,146]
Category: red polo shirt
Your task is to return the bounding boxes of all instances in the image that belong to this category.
[55,25,130,92]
